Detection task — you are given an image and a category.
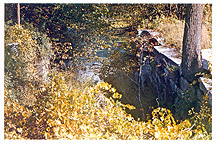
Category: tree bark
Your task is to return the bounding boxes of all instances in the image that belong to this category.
[17,3,20,27]
[181,4,203,83]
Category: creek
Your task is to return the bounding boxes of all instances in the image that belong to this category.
[67,29,211,121]
[72,30,170,121]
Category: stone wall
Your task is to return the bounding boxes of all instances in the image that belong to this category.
[104,35,212,120]
[152,45,212,119]
[154,46,212,106]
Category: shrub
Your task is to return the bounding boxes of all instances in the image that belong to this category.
[4,23,54,105]
[4,73,212,140]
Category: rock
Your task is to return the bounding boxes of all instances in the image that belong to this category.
[179,77,191,91]
[201,49,212,71]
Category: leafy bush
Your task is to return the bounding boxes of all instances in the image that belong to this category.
[4,4,212,140]
[4,23,54,105]
[4,73,212,140]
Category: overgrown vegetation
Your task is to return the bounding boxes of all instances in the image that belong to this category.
[4,23,54,105]
[4,4,212,140]
[4,75,212,140]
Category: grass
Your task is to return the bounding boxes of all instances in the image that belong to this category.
[155,17,212,51]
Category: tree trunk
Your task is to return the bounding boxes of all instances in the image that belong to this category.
[181,4,203,83]
[17,3,20,27]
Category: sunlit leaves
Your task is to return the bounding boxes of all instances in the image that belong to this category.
[4,24,53,106]
[112,93,122,99]
[4,4,212,140]
[4,73,212,139]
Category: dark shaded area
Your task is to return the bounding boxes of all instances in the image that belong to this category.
[102,49,180,121]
